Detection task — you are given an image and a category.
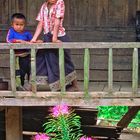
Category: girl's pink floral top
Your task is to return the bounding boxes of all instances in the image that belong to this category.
[36,0,65,37]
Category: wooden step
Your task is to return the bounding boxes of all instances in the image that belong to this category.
[75,107,98,125]
[82,125,122,140]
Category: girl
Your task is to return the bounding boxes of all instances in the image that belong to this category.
[31,0,79,91]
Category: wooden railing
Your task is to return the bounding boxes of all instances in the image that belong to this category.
[0,42,140,106]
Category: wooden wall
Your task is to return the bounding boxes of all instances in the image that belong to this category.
[0,0,140,41]
[0,0,140,82]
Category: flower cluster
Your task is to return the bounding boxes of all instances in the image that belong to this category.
[33,104,98,140]
[32,133,50,140]
[51,104,69,117]
[80,136,93,140]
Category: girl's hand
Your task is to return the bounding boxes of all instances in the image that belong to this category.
[52,39,62,43]
[30,38,37,43]
[36,40,43,43]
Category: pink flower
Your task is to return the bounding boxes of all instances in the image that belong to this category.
[51,104,69,117]
[32,133,50,140]
[80,136,93,140]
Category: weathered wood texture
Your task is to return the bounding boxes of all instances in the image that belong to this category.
[0,0,139,42]
[5,107,22,140]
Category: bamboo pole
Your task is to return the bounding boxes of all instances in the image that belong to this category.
[108,48,113,93]
[31,48,37,94]
[132,48,138,94]
[59,48,65,94]
[84,48,90,97]
[10,49,16,95]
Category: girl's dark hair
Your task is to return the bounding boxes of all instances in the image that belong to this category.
[11,13,26,21]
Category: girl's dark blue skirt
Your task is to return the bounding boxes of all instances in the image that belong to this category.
[36,32,76,91]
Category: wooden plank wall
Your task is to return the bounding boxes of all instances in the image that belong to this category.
[0,0,140,82]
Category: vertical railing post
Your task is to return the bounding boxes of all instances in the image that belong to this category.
[59,48,65,94]
[108,48,113,93]
[10,49,16,95]
[31,48,37,94]
[132,48,138,94]
[84,48,90,97]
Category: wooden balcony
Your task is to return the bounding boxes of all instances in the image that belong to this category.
[0,42,140,107]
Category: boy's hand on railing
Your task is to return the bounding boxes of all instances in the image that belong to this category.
[13,39,29,43]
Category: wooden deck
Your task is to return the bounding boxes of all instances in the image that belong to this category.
[0,81,140,107]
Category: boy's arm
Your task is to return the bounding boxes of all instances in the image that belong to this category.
[6,29,15,43]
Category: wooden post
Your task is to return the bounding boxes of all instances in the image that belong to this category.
[5,107,23,140]
[31,48,37,93]
[84,48,90,97]
[10,49,16,95]
[132,48,138,94]
[59,48,65,94]
[137,0,140,10]
[117,106,140,129]
[108,48,113,93]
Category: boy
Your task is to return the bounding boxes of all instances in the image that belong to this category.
[6,13,32,90]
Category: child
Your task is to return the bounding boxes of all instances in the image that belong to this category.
[31,0,79,91]
[6,13,32,90]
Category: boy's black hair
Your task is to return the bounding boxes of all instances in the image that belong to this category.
[11,13,26,21]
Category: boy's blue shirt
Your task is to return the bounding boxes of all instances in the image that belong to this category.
[7,27,32,42]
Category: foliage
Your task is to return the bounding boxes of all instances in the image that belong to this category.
[98,106,140,128]
[43,104,82,140]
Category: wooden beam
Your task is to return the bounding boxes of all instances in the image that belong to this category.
[0,91,140,98]
[117,106,140,128]
[0,42,140,49]
[5,107,23,140]
[0,98,140,107]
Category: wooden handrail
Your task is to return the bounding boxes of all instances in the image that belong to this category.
[0,42,140,49]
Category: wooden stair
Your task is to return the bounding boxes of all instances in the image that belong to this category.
[75,107,122,140]
[1,107,124,140]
